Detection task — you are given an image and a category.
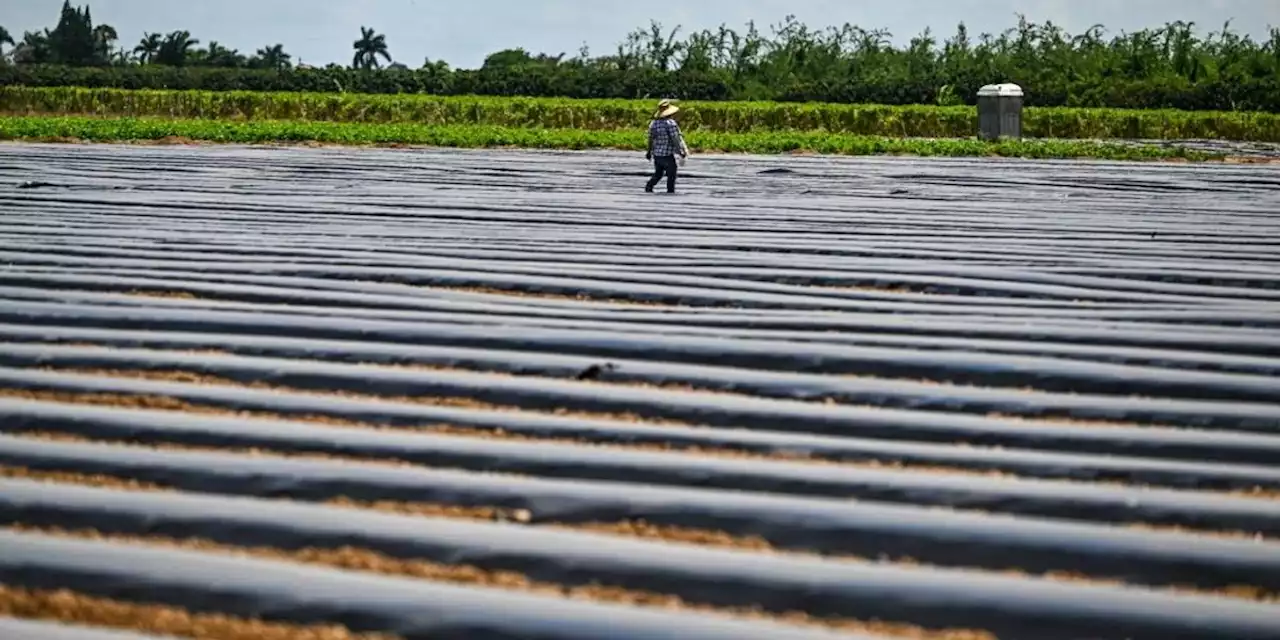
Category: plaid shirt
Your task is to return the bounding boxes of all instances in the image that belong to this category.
[648,118,686,157]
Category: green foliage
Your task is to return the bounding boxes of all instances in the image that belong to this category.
[252,44,292,71]
[936,85,963,107]
[4,87,1278,142]
[126,33,290,70]
[0,26,13,65]
[9,1,117,67]
[12,32,54,65]
[0,114,1221,161]
[8,4,290,71]
[48,1,98,66]
[155,31,199,67]
[133,33,162,64]
[3,8,1278,111]
[193,41,243,68]
[352,27,391,70]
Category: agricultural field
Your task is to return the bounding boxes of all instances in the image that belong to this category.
[0,141,1279,639]
[7,87,1280,141]
[4,87,1280,161]
[0,115,1233,162]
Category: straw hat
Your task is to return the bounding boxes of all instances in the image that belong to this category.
[654,99,680,119]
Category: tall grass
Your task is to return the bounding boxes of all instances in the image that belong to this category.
[0,115,1223,161]
[3,87,1278,142]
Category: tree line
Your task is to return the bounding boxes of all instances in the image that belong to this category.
[0,2,395,70]
[2,1,1279,111]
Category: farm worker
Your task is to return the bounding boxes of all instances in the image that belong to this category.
[645,99,689,193]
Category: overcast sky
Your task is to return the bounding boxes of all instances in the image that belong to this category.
[2,0,1277,68]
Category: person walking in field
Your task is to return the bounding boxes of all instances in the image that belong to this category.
[645,99,689,193]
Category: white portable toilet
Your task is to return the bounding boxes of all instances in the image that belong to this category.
[977,83,1024,141]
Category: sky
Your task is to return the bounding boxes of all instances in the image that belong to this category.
[2,0,1277,69]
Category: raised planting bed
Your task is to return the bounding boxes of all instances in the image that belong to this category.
[1,142,1278,638]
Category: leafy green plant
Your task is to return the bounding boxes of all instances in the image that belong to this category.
[3,87,1277,142]
[0,114,1224,161]
[936,85,964,107]
[3,14,1279,111]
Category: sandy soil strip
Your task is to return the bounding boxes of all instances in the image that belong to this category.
[0,584,399,640]
[983,411,1158,430]
[29,341,231,356]
[123,289,199,300]
[0,464,171,492]
[424,284,696,308]
[118,283,697,308]
[1125,522,1274,545]
[6,525,998,640]
[2,464,1275,605]
[114,277,1038,305]
[0,465,508,522]
[9,430,475,475]
[37,366,693,426]
[821,284,931,295]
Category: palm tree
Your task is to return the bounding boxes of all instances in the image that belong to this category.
[92,24,117,63]
[352,26,390,69]
[198,40,243,67]
[133,32,161,64]
[0,26,14,59]
[156,30,199,66]
[254,43,292,70]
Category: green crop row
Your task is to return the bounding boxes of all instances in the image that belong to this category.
[0,115,1223,162]
[3,87,1278,142]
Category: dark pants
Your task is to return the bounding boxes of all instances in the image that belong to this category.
[646,156,678,193]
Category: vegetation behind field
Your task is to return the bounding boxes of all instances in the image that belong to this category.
[0,115,1225,162]
[5,87,1279,142]
[1,3,1278,112]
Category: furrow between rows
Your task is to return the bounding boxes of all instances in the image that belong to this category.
[5,299,1279,405]
[0,588,392,640]
[0,530,871,640]
[3,431,1278,556]
[5,475,1278,604]
[3,357,1277,468]
[3,319,1278,385]
[5,416,1275,533]
[3,512,1279,640]
[6,383,1277,493]
[6,293,1280,363]
[1,335,1276,435]
[9,248,1271,308]
[5,265,1276,330]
